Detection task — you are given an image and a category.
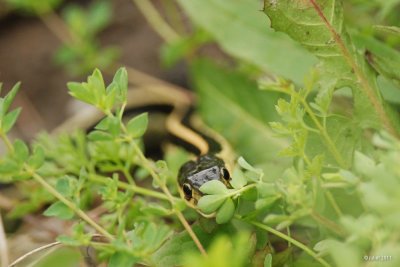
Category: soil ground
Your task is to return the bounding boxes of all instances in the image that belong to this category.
[0,0,186,140]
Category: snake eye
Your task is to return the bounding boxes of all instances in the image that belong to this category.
[182,183,192,199]
[221,167,230,181]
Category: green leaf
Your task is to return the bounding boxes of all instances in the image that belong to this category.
[191,60,290,178]
[67,69,108,109]
[238,157,264,182]
[13,139,29,162]
[88,130,113,141]
[353,151,376,177]
[257,183,277,198]
[306,115,364,167]
[177,0,316,84]
[263,214,290,225]
[56,176,74,197]
[67,82,93,105]
[112,67,128,103]
[230,166,247,189]
[28,146,45,169]
[3,82,21,114]
[0,98,3,118]
[327,240,361,267]
[199,180,228,195]
[255,197,279,210]
[0,158,20,176]
[43,201,74,220]
[151,226,205,267]
[126,113,148,138]
[238,157,261,173]
[264,254,272,267]
[373,25,400,37]
[87,0,112,35]
[88,68,105,103]
[2,108,21,133]
[216,198,235,224]
[108,252,137,267]
[197,195,226,214]
[182,232,254,267]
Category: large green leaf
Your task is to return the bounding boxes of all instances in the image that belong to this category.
[176,0,317,84]
[191,60,290,179]
[263,0,399,132]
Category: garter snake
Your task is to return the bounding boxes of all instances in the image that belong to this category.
[54,84,234,207]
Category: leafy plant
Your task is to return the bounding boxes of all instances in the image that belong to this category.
[3,0,400,266]
[55,1,119,75]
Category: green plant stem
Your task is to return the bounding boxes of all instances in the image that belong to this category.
[310,211,345,237]
[308,0,399,138]
[131,0,180,43]
[243,218,331,267]
[89,174,172,201]
[0,132,14,153]
[324,190,343,217]
[228,183,257,198]
[300,139,343,217]
[120,163,135,185]
[25,166,114,241]
[131,142,207,257]
[299,97,346,168]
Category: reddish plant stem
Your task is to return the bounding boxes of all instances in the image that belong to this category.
[308,0,398,138]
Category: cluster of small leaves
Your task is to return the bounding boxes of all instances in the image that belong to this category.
[43,170,89,220]
[0,84,46,182]
[313,132,400,267]
[0,69,192,266]
[197,157,261,224]
[0,83,21,139]
[67,67,127,114]
[55,1,119,75]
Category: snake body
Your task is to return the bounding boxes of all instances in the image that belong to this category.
[55,85,232,204]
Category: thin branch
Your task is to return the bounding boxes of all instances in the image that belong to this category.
[39,11,72,44]
[8,241,62,267]
[308,0,399,138]
[89,174,173,201]
[26,167,114,241]
[0,212,9,267]
[301,97,346,167]
[310,211,345,237]
[131,0,180,43]
[245,218,332,267]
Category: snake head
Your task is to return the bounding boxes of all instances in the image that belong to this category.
[178,154,231,204]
